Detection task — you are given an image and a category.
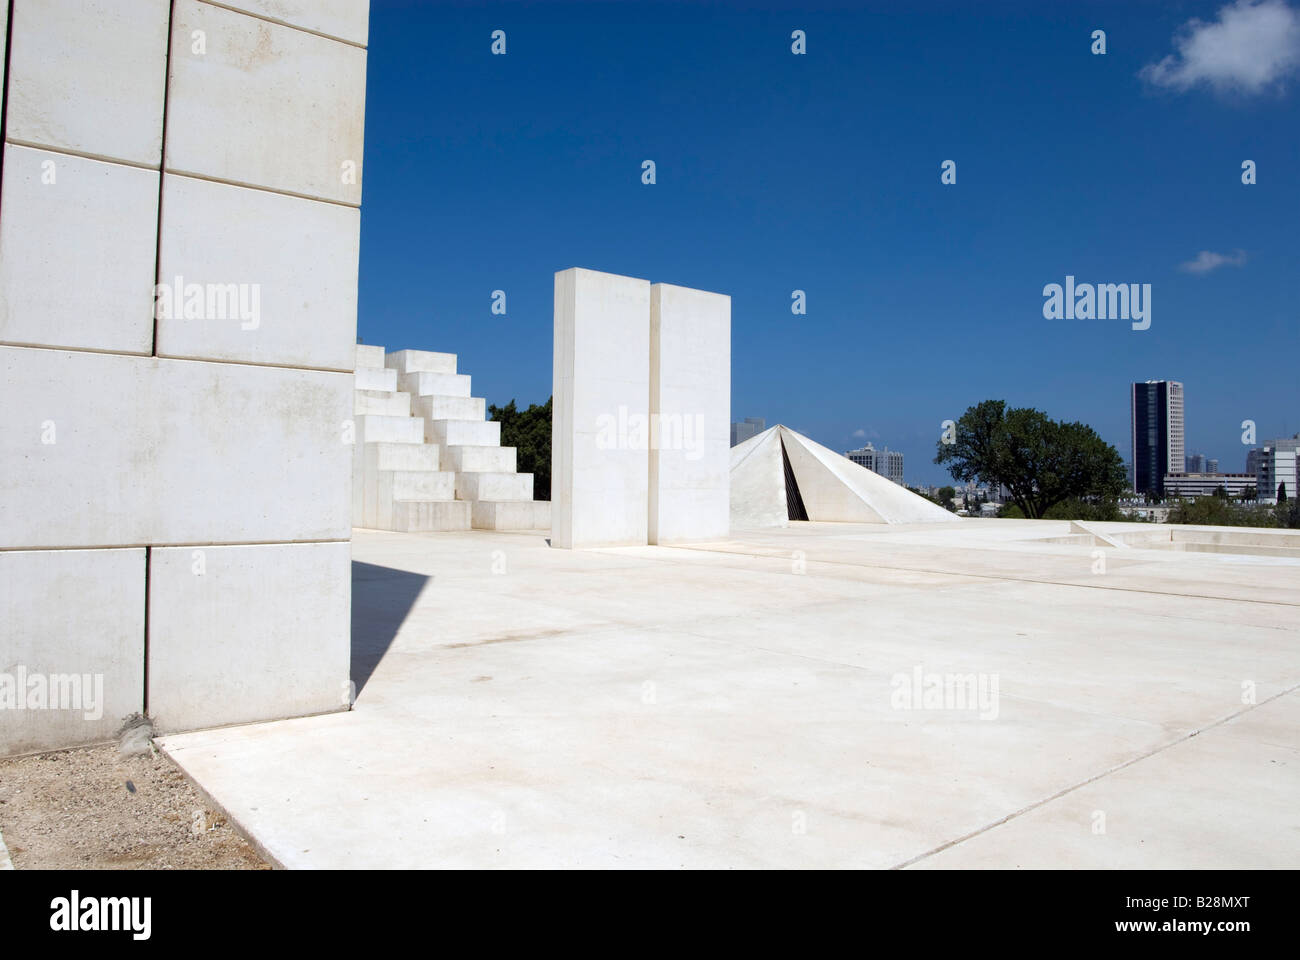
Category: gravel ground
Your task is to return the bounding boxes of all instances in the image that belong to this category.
[0,743,269,869]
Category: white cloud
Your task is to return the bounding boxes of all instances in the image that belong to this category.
[1179,249,1248,273]
[852,428,866,438]
[1141,0,1300,95]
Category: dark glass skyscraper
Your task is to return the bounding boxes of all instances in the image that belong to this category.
[1130,380,1185,497]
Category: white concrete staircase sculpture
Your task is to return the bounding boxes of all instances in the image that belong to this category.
[352,345,550,532]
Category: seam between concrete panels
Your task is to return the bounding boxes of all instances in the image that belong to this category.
[890,682,1300,870]
[0,539,351,553]
[2,138,162,172]
[153,0,178,356]
[0,0,16,221]
[162,166,362,209]
[197,0,368,49]
[142,545,151,714]
[0,341,355,374]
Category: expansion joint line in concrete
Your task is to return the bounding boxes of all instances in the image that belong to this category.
[0,339,355,374]
[0,538,351,553]
[890,682,1300,870]
[151,0,177,356]
[142,545,151,715]
[198,0,367,49]
[672,543,1300,609]
[0,0,15,220]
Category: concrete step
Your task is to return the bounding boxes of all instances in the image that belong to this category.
[398,371,471,399]
[456,471,533,502]
[355,344,386,369]
[354,390,411,416]
[425,418,500,448]
[389,470,455,501]
[413,394,486,422]
[385,349,457,376]
[442,444,516,473]
[357,414,424,444]
[358,441,440,472]
[352,460,456,528]
[390,499,471,532]
[355,366,397,392]
[471,500,551,531]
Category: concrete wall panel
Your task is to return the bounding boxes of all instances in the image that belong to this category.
[147,541,350,732]
[156,173,359,369]
[165,0,366,204]
[0,348,352,547]
[6,0,169,166]
[214,0,370,45]
[0,548,145,756]
[0,145,157,354]
[649,283,730,544]
[552,268,650,548]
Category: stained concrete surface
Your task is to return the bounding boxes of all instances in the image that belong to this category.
[159,520,1300,868]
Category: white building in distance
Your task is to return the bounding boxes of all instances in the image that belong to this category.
[731,417,765,447]
[844,443,904,485]
[1162,473,1257,499]
[1256,446,1298,504]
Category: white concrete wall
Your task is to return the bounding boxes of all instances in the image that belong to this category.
[552,268,651,548]
[649,283,731,544]
[0,145,158,353]
[0,0,369,755]
[0,549,146,756]
[155,174,360,369]
[0,348,352,547]
[147,542,351,731]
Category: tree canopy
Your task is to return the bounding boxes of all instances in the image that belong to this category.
[488,396,552,501]
[934,400,1126,519]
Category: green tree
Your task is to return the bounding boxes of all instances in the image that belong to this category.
[488,396,552,500]
[1168,497,1278,528]
[935,400,1126,519]
[1279,482,1288,503]
[936,485,957,511]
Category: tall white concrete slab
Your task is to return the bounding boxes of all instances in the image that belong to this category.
[552,268,651,548]
[156,173,360,369]
[0,145,158,354]
[649,283,730,544]
[0,549,145,757]
[147,542,350,732]
[5,0,169,166]
[165,0,366,204]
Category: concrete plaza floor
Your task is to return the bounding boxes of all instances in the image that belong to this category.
[159,519,1300,868]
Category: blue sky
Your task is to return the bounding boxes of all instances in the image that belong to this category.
[358,0,1300,486]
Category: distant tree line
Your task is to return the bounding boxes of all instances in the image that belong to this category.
[488,397,551,501]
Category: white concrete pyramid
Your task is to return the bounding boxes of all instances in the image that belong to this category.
[730,425,959,526]
[352,345,550,532]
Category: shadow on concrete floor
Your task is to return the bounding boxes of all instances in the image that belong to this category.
[351,560,429,698]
